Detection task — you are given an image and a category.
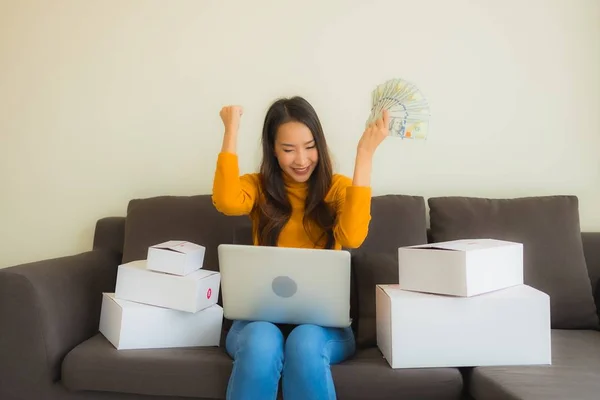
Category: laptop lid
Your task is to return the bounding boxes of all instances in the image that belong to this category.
[218,244,352,328]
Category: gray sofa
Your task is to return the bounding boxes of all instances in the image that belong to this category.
[1,193,599,400]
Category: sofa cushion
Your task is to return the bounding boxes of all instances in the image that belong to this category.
[582,232,600,321]
[62,334,232,399]
[468,329,600,400]
[122,195,250,271]
[62,335,463,400]
[349,194,427,347]
[351,252,399,348]
[428,195,599,330]
[333,348,463,400]
[353,194,428,259]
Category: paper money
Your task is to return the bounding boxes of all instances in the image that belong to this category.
[367,78,430,139]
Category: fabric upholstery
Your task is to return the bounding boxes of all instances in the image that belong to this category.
[352,194,428,259]
[347,194,427,344]
[7,190,599,400]
[62,335,463,400]
[62,335,233,399]
[468,330,600,400]
[333,348,463,400]
[93,217,126,256]
[582,232,600,320]
[52,383,218,400]
[428,195,599,330]
[122,195,250,271]
[351,252,399,348]
[0,250,120,399]
[121,194,426,268]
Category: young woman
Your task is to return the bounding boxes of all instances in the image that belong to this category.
[212,96,389,400]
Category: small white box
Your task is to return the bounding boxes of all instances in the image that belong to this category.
[115,260,220,313]
[99,293,223,350]
[398,238,523,297]
[147,240,206,276]
[376,284,551,369]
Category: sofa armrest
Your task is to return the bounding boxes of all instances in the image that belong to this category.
[0,250,120,398]
[582,232,600,322]
[93,216,125,256]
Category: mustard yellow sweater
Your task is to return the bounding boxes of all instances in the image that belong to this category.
[212,152,372,249]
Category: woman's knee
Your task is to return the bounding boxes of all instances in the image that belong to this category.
[285,324,355,365]
[285,324,328,359]
[234,321,284,362]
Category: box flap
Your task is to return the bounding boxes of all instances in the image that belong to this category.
[105,293,181,311]
[119,259,148,270]
[186,269,219,280]
[377,284,401,297]
[104,293,142,309]
[150,240,204,254]
[120,260,217,280]
[404,239,520,252]
[378,286,458,300]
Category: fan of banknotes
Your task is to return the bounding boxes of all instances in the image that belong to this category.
[366,78,430,139]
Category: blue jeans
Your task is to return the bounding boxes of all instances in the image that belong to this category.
[225,320,356,400]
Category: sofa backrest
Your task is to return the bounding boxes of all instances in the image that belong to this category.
[582,233,600,322]
[118,194,429,271]
[427,195,600,330]
[93,193,600,333]
[120,195,250,272]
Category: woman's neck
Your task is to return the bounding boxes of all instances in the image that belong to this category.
[282,171,308,190]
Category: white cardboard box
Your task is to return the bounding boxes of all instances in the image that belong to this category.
[115,260,220,313]
[376,284,551,369]
[99,293,223,350]
[398,238,523,297]
[147,240,206,276]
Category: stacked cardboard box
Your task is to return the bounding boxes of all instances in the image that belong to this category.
[99,240,223,350]
[376,239,552,369]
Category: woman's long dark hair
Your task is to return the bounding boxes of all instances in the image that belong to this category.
[256,96,336,248]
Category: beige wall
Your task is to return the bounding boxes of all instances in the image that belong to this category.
[1,0,599,268]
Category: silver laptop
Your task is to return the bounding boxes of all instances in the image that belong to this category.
[217,244,352,328]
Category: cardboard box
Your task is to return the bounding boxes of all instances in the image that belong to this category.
[398,238,523,297]
[115,260,220,313]
[99,293,223,350]
[147,240,206,276]
[376,284,551,369]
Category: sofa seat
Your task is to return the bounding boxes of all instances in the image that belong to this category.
[332,348,463,400]
[62,334,232,398]
[62,334,463,400]
[469,330,600,400]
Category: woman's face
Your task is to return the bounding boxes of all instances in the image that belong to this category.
[274,121,319,183]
